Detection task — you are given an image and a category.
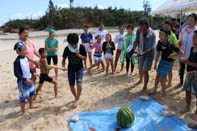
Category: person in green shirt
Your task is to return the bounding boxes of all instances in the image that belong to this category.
[163,21,179,88]
[45,29,59,80]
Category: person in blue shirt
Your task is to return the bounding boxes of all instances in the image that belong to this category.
[80,25,93,69]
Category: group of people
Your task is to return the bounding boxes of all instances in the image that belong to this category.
[13,13,197,128]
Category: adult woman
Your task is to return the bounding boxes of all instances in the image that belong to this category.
[19,27,40,84]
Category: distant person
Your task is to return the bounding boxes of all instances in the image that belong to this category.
[120,25,136,75]
[103,33,115,76]
[14,42,38,115]
[149,28,183,98]
[114,25,125,72]
[19,27,40,84]
[133,18,156,91]
[88,35,105,73]
[34,48,58,100]
[94,23,108,43]
[163,21,179,88]
[80,25,93,69]
[45,29,59,80]
[180,31,197,114]
[178,13,197,87]
[62,33,86,107]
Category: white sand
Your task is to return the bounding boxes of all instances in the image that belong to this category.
[0,29,196,131]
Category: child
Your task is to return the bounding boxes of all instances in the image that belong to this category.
[80,25,93,69]
[102,33,115,76]
[62,33,86,107]
[120,25,136,75]
[34,48,58,100]
[88,35,105,73]
[14,42,38,115]
[45,29,59,80]
[180,30,197,114]
[149,28,183,98]
[114,25,125,72]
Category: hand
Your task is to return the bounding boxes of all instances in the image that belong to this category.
[137,52,144,57]
[119,38,124,41]
[187,71,196,78]
[168,55,173,59]
[35,61,40,68]
[26,79,32,85]
[108,43,112,48]
[76,50,80,56]
[180,57,186,63]
[34,73,40,77]
[54,48,58,52]
[62,67,67,71]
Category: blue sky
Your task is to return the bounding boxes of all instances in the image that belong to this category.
[0,0,166,26]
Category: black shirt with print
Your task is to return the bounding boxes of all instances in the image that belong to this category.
[187,47,197,72]
[62,44,87,71]
[157,40,180,62]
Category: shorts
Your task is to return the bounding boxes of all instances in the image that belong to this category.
[116,49,121,54]
[104,53,113,60]
[157,60,173,78]
[184,76,197,95]
[94,56,103,61]
[47,55,58,65]
[39,74,53,84]
[68,68,83,86]
[84,43,92,53]
[138,59,153,72]
[17,79,36,103]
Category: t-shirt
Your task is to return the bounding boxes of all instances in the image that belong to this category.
[62,45,87,71]
[45,37,59,56]
[91,42,102,57]
[169,31,178,47]
[80,33,93,44]
[115,33,125,50]
[179,25,197,59]
[136,28,156,61]
[157,40,180,62]
[187,47,197,72]
[94,30,108,43]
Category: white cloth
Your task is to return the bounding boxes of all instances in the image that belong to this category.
[179,26,197,59]
[84,43,92,52]
[104,53,113,60]
[115,33,125,50]
[94,30,108,43]
[20,57,32,79]
[68,42,80,53]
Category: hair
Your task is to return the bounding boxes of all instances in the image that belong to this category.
[194,30,197,35]
[95,35,101,40]
[14,43,20,51]
[38,48,45,55]
[127,24,134,30]
[165,21,173,27]
[67,33,79,45]
[119,25,124,29]
[83,25,89,29]
[19,26,28,36]
[188,13,197,21]
[139,18,149,28]
[160,28,171,36]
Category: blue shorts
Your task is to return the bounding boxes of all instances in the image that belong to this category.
[17,79,36,103]
[157,60,173,78]
[184,76,197,95]
[94,56,103,61]
[68,68,83,86]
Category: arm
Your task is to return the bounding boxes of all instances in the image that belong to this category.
[154,52,161,70]
[26,56,39,67]
[180,57,197,68]
[111,42,115,50]
[45,43,57,52]
[14,61,27,81]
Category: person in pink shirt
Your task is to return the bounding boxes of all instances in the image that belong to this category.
[19,27,40,84]
[88,35,105,73]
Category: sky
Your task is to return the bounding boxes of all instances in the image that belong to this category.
[0,0,167,26]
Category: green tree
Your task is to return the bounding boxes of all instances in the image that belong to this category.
[69,0,74,8]
[143,0,152,16]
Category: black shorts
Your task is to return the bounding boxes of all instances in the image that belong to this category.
[47,55,58,65]
[39,74,53,84]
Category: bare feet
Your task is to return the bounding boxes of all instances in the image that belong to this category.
[148,90,157,95]
[176,83,183,88]
[180,108,191,114]
[167,83,172,88]
[140,88,147,93]
[73,100,79,108]
[188,123,197,129]
[29,105,40,109]
[191,115,197,121]
[135,80,142,85]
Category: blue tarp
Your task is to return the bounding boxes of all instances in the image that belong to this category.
[68,99,197,131]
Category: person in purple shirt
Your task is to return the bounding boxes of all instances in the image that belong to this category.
[80,25,93,69]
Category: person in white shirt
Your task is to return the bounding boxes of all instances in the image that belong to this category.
[114,25,125,72]
[94,23,108,43]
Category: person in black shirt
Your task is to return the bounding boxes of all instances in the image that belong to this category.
[179,30,197,115]
[149,28,183,98]
[62,33,87,107]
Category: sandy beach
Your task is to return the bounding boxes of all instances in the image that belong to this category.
[0,28,196,131]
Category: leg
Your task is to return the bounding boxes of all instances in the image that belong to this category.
[76,84,82,100]
[160,77,167,97]
[149,74,160,95]
[29,95,39,109]
[167,68,173,88]
[179,61,185,86]
[131,61,134,75]
[105,59,110,76]
[53,56,58,80]
[101,61,105,71]
[88,52,93,67]
[88,60,98,73]
[47,56,51,74]
[142,71,149,91]
[120,63,124,72]
[181,91,192,113]
[34,84,43,100]
[110,59,114,74]
[20,102,25,115]
[52,80,58,97]
[68,70,77,100]
[126,57,130,75]
[114,52,120,72]
[84,59,87,69]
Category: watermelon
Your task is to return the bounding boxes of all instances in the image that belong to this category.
[117,106,135,128]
